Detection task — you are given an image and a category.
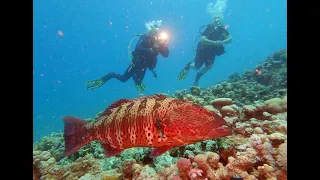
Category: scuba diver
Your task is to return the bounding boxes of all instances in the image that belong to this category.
[84,20,170,92]
[177,16,232,86]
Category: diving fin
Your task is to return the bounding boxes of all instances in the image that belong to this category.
[85,74,111,91]
[177,62,192,80]
[177,69,189,80]
[134,82,146,92]
[86,82,104,90]
[84,79,102,85]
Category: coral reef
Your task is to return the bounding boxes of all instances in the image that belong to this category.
[33,49,287,179]
[172,49,287,106]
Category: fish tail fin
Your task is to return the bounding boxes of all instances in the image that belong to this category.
[62,116,94,156]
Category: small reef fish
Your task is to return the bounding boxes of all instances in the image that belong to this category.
[62,94,232,158]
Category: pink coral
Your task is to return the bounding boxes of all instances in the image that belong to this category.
[188,169,204,180]
[173,175,182,180]
[194,152,229,179]
[176,157,207,180]
[176,158,192,179]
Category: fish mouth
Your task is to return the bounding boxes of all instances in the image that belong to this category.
[215,125,231,133]
[206,125,232,138]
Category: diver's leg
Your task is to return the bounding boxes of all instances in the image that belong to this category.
[109,64,136,82]
[193,57,214,86]
[193,66,212,86]
[177,57,202,80]
[85,64,135,90]
[132,68,147,92]
[177,48,205,81]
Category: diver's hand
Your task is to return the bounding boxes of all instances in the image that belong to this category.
[149,44,160,53]
[153,43,160,50]
[212,40,222,45]
[200,36,210,45]
[201,37,222,46]
[162,41,168,48]
[204,40,221,46]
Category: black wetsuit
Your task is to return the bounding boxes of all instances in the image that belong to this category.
[194,24,229,68]
[178,24,230,86]
[102,34,169,86]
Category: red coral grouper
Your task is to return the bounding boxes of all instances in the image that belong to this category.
[62,94,232,158]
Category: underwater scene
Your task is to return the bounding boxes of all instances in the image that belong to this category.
[33,0,287,179]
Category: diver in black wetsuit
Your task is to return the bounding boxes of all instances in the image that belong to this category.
[177,16,232,86]
[84,22,170,92]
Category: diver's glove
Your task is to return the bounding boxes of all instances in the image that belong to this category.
[84,75,109,90]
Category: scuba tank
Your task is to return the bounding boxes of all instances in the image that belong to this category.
[128,34,144,66]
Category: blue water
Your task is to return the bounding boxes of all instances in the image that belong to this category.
[33,0,287,141]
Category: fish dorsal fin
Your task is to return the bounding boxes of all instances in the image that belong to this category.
[96,99,132,120]
[151,94,167,100]
[133,94,167,101]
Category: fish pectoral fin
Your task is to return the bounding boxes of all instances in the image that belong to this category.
[100,142,124,158]
[149,145,173,158]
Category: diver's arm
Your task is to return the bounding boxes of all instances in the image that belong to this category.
[221,35,232,44]
[159,42,169,57]
[201,35,231,46]
[200,36,220,46]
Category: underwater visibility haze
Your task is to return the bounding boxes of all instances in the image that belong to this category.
[33,0,287,179]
